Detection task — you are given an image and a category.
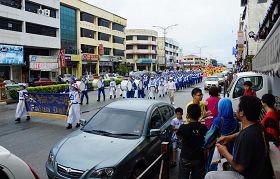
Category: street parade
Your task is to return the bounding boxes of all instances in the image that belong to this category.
[0,0,280,178]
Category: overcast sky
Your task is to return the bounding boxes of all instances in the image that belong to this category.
[84,0,242,64]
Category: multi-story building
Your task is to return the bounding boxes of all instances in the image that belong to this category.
[157,37,180,69]
[60,0,127,77]
[182,55,205,69]
[240,0,272,58]
[125,29,158,71]
[0,0,60,82]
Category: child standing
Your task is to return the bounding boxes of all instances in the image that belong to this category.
[170,107,186,167]
[177,104,208,179]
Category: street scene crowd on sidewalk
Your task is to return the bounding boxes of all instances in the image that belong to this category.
[1,0,280,179]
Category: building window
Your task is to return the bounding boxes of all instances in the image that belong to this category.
[169,52,172,55]
[138,54,149,59]
[80,12,94,23]
[60,5,77,54]
[0,0,21,9]
[26,22,57,37]
[152,55,157,59]
[25,1,56,18]
[165,43,168,47]
[152,45,156,51]
[126,54,133,59]
[126,35,133,41]
[137,35,148,40]
[169,44,172,48]
[98,32,110,41]
[112,23,125,32]
[80,28,95,39]
[126,45,133,50]
[113,49,124,56]
[152,36,156,41]
[113,36,124,44]
[81,44,96,54]
[0,17,22,32]
[165,51,169,55]
[137,45,149,50]
[98,18,110,28]
[103,48,111,55]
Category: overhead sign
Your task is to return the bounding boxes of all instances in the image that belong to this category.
[82,53,99,61]
[29,55,58,63]
[0,44,24,64]
[30,62,59,71]
[25,92,69,120]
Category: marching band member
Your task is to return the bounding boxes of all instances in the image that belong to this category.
[79,76,89,105]
[164,78,168,95]
[64,77,76,93]
[168,77,177,105]
[15,84,30,123]
[66,83,81,129]
[126,77,136,98]
[137,77,145,98]
[97,76,106,102]
[148,76,156,100]
[109,78,117,99]
[158,77,165,98]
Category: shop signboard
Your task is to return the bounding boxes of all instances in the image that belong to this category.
[82,53,99,61]
[29,55,58,63]
[0,44,24,64]
[65,56,72,66]
[100,61,113,66]
[30,62,59,71]
[60,49,66,67]
[137,59,152,64]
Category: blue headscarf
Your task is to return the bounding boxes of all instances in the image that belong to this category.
[212,98,238,135]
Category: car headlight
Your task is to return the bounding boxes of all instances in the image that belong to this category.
[47,151,55,167]
[90,168,115,178]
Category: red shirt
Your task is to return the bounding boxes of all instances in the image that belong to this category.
[243,89,256,97]
[261,111,279,142]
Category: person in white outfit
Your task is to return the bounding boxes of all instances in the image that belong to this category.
[109,78,117,99]
[164,78,168,95]
[158,77,165,98]
[148,77,156,99]
[15,84,30,123]
[66,83,81,129]
[168,77,177,105]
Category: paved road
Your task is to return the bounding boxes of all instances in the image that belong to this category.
[0,83,209,179]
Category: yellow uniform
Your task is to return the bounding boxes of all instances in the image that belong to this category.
[186,100,206,124]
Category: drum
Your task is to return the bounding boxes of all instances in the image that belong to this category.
[127,82,133,91]
[97,81,102,88]
[138,81,143,90]
[79,82,86,91]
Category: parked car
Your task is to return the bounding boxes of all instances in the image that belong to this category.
[0,145,39,179]
[46,99,175,179]
[32,78,56,86]
[204,76,221,91]
[3,80,27,89]
[216,73,226,85]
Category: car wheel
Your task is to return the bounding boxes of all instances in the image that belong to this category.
[131,166,144,179]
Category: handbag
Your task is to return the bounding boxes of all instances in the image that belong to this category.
[204,117,224,149]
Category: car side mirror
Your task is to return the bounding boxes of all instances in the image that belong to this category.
[80,119,87,126]
[149,129,161,137]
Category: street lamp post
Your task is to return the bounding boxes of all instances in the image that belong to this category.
[153,24,178,69]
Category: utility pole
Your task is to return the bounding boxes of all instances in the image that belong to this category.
[153,24,178,69]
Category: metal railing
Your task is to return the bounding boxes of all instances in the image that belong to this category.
[136,142,170,179]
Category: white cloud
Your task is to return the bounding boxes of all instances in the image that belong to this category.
[84,0,243,64]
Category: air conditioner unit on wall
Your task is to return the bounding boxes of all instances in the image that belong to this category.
[37,8,43,15]
[44,9,50,17]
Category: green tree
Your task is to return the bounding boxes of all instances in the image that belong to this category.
[116,64,132,76]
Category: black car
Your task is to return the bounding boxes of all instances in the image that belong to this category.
[46,99,175,179]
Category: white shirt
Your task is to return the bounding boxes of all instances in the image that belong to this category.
[167,81,176,90]
[171,117,186,139]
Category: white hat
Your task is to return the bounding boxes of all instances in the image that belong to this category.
[71,83,79,89]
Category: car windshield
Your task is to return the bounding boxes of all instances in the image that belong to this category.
[217,74,224,78]
[64,74,72,78]
[83,107,146,139]
[207,77,218,81]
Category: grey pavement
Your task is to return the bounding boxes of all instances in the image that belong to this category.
[0,83,209,179]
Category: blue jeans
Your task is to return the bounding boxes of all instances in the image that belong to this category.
[138,90,145,98]
[98,88,105,99]
[81,91,88,103]
[127,91,134,98]
[179,158,205,179]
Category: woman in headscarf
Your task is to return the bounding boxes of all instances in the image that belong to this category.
[204,98,239,172]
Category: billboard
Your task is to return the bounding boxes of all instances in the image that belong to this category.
[0,44,24,64]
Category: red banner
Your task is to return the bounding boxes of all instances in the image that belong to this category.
[60,49,66,67]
